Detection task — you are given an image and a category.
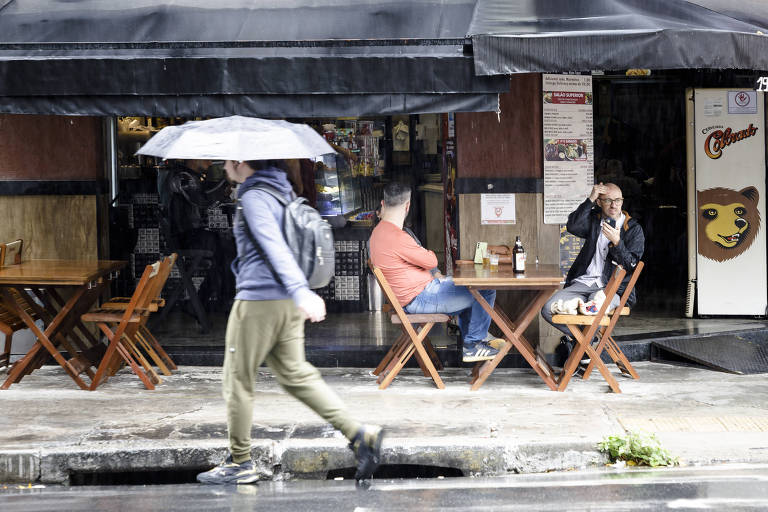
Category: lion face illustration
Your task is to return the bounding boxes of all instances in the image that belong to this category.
[698,186,761,262]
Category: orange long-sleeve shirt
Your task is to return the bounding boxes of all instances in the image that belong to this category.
[369,220,437,306]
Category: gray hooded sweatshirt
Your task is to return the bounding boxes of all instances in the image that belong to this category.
[232,167,315,307]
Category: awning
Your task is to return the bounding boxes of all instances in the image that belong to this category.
[469,0,768,75]
[0,0,508,116]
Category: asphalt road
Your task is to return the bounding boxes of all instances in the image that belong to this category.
[2,464,768,511]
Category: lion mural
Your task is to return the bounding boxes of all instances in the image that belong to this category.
[698,186,761,262]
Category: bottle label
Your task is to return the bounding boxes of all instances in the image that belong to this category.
[515,253,525,271]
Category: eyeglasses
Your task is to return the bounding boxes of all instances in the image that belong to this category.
[599,197,624,206]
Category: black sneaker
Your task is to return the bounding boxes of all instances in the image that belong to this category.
[462,342,499,362]
[349,425,385,481]
[196,455,259,485]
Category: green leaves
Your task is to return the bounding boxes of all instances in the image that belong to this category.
[598,431,679,467]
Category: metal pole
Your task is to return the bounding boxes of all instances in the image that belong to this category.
[685,88,696,318]
[105,117,118,204]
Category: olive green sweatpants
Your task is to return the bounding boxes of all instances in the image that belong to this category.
[223,299,361,464]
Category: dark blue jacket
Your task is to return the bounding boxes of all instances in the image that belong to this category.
[565,199,645,306]
[232,168,313,306]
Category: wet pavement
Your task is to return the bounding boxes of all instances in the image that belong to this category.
[1,360,768,485]
[2,464,768,511]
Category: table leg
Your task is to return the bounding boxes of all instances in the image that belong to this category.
[468,287,559,391]
[0,288,89,390]
[14,287,97,380]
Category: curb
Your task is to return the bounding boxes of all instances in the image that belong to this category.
[0,439,608,484]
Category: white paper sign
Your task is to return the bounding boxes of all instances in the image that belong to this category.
[695,88,766,315]
[481,194,516,224]
[542,74,594,224]
[728,90,758,114]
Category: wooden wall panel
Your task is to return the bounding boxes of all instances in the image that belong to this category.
[456,73,542,179]
[0,115,104,180]
[0,196,98,260]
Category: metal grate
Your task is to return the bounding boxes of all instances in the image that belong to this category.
[652,335,768,374]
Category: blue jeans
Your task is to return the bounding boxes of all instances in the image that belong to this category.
[404,277,496,349]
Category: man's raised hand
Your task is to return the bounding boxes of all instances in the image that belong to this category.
[589,182,608,202]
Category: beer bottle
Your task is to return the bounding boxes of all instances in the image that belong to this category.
[513,236,526,274]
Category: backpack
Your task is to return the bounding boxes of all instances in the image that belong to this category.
[238,184,335,289]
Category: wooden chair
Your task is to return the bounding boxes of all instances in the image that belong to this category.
[551,265,629,393]
[580,261,644,382]
[0,239,41,369]
[368,262,446,390]
[82,260,164,390]
[99,253,178,375]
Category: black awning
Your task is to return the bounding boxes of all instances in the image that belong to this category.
[0,0,508,116]
[469,0,768,75]
[0,93,500,118]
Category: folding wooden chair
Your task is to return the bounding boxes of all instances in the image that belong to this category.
[100,253,178,375]
[0,239,41,369]
[580,261,644,382]
[551,265,628,393]
[368,262,445,390]
[82,260,163,390]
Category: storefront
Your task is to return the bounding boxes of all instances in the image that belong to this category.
[3,1,768,367]
[0,1,507,365]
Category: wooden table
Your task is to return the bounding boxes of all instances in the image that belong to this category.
[452,263,564,391]
[0,260,126,390]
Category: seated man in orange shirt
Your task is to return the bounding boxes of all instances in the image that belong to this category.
[369,182,499,362]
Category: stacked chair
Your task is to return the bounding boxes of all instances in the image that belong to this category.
[82,254,177,390]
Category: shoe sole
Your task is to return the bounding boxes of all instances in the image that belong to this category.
[355,429,386,481]
[197,470,259,485]
[462,355,497,362]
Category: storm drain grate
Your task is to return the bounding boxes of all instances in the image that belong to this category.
[618,416,768,433]
[327,464,463,480]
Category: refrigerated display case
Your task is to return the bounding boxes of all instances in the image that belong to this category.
[314,153,362,218]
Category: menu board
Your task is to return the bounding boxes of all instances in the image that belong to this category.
[543,74,594,224]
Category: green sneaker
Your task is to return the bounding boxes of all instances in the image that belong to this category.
[349,425,385,481]
[196,455,259,485]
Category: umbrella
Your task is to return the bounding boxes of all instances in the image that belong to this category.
[135,115,335,161]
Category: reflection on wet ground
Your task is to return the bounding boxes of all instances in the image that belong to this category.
[3,464,768,511]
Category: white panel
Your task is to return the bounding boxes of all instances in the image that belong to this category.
[694,88,767,315]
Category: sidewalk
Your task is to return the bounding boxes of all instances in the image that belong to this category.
[1,362,767,484]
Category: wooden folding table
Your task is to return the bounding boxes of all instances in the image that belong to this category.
[0,259,125,390]
[452,263,563,391]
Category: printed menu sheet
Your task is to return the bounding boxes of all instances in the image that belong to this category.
[543,74,594,224]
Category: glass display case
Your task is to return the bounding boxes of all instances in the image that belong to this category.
[314,153,361,217]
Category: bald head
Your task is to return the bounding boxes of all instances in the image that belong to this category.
[597,182,624,219]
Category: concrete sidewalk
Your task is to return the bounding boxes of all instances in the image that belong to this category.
[1,362,767,484]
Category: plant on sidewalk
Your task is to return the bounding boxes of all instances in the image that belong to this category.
[597,431,679,467]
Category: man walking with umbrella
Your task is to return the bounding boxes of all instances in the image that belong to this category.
[196,158,384,485]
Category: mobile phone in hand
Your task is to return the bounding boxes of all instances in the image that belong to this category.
[604,218,616,228]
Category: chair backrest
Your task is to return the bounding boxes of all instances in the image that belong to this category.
[368,260,415,328]
[112,260,162,339]
[146,253,178,302]
[0,239,23,267]
[603,261,645,332]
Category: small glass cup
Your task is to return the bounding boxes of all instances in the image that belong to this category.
[482,249,490,267]
[489,252,499,270]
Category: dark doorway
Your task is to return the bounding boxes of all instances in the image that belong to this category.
[593,74,688,315]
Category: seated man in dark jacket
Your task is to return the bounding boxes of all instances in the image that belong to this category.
[541,182,645,342]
